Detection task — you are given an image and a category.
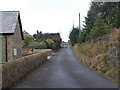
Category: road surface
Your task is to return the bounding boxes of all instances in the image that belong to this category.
[14,46,118,88]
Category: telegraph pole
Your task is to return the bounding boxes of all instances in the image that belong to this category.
[73,20,75,28]
[78,13,81,43]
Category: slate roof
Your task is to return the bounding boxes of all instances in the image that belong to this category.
[0,11,24,40]
[23,30,31,37]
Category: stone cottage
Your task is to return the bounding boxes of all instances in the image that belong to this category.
[0,11,24,63]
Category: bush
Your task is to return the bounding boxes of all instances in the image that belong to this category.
[39,42,47,49]
[22,36,34,48]
[28,41,47,49]
[45,39,55,49]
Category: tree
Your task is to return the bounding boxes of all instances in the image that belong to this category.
[69,27,79,46]
[116,2,120,28]
[80,2,118,42]
[52,33,62,49]
[89,16,108,39]
[101,2,118,28]
[45,39,55,49]
[22,36,34,48]
[83,2,101,35]
[33,31,44,41]
[33,30,62,49]
[78,31,86,43]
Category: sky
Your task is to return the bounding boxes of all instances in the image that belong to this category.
[0,0,91,41]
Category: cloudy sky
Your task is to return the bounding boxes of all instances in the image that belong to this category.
[1,0,91,41]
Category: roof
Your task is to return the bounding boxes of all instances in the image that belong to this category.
[23,30,31,37]
[0,11,24,40]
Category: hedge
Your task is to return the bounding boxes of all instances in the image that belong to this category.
[2,50,52,88]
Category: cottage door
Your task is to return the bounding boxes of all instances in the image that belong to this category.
[0,38,2,63]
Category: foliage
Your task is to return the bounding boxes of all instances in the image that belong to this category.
[28,41,47,49]
[33,31,62,50]
[101,2,118,27]
[69,2,119,83]
[88,16,109,39]
[33,31,44,42]
[69,27,79,46]
[22,36,34,48]
[74,2,119,44]
[73,41,118,82]
[23,31,62,50]
[78,31,86,43]
[116,3,120,28]
[83,2,101,35]
[45,39,55,49]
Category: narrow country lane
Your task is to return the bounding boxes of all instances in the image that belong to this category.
[13,45,118,88]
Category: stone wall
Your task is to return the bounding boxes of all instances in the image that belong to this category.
[22,48,33,56]
[22,49,52,56]
[105,29,119,68]
[2,50,52,88]
[86,29,119,68]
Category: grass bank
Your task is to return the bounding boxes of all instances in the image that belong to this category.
[73,29,119,83]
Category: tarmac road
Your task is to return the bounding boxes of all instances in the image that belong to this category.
[14,46,118,88]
